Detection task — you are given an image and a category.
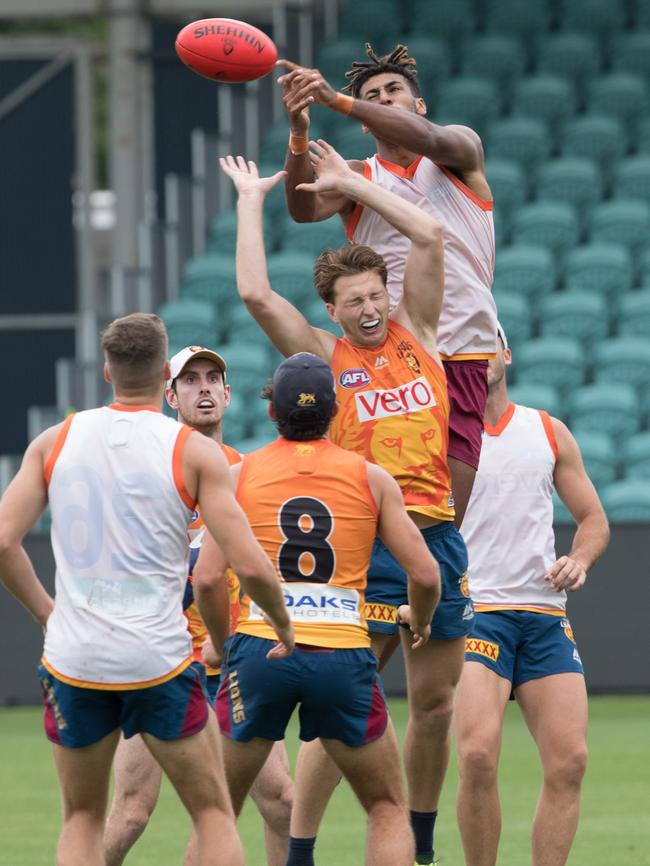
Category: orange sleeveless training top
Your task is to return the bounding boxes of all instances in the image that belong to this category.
[329,320,454,523]
[235,437,378,648]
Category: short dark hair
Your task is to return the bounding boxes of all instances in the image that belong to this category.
[261,382,332,441]
[343,43,421,99]
[101,313,168,393]
[313,244,388,304]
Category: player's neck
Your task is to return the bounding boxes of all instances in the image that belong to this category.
[376,138,419,169]
[484,384,510,428]
[112,389,163,409]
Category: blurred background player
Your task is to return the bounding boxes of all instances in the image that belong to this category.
[104,345,293,866]
[195,352,442,866]
[219,142,470,866]
[0,313,293,866]
[455,326,610,866]
[278,42,497,528]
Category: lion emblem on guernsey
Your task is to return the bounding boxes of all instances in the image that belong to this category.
[561,618,576,644]
[459,572,470,598]
[297,392,316,406]
[396,340,421,375]
[295,444,315,457]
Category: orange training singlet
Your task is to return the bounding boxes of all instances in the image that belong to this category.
[329,320,454,523]
[235,438,379,648]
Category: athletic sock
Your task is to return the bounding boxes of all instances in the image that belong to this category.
[410,809,437,864]
[285,835,317,866]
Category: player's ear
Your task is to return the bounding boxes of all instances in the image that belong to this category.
[326,302,339,324]
[415,97,427,116]
[504,348,513,367]
[103,363,112,384]
[166,387,179,411]
[223,383,231,408]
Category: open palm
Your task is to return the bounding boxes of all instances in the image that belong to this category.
[219,155,286,196]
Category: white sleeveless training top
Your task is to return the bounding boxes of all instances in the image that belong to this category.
[42,405,196,688]
[461,403,566,613]
[347,154,497,360]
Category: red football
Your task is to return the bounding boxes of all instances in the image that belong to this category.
[175,18,278,84]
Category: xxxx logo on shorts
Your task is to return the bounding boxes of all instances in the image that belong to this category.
[363,603,398,623]
[459,572,470,598]
[466,638,499,662]
[561,618,576,644]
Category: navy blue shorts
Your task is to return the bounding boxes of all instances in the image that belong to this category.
[465,610,585,688]
[364,522,473,639]
[216,634,388,747]
[38,660,210,749]
[205,673,221,707]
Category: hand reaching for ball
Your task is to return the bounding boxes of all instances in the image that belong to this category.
[296,139,355,194]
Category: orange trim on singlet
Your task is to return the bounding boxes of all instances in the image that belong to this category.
[484,402,515,437]
[108,403,161,413]
[43,414,75,486]
[440,352,496,361]
[375,153,424,180]
[345,160,373,240]
[539,410,559,462]
[436,164,494,212]
[474,604,566,616]
[173,425,196,510]
[40,654,194,691]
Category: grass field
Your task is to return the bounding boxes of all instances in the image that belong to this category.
[1,696,648,865]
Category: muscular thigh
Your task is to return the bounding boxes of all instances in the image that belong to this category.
[401,633,467,711]
[516,673,588,759]
[112,733,162,799]
[454,661,511,754]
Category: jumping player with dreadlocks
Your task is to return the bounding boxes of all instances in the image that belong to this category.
[278,44,497,529]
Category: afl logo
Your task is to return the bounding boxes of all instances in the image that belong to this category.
[190,510,200,524]
[339,368,370,389]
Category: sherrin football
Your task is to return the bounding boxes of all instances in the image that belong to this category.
[175,18,278,84]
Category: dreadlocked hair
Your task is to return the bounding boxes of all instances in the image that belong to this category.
[342,43,420,99]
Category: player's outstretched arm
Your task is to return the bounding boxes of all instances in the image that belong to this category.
[219,155,336,362]
[0,432,55,626]
[186,434,294,657]
[298,139,444,350]
[367,463,441,646]
[277,59,486,176]
[545,418,610,593]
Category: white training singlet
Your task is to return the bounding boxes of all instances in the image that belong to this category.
[347,154,497,360]
[42,405,197,688]
[461,403,566,613]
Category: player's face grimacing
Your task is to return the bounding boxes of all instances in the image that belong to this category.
[359,72,426,118]
[166,359,230,431]
[326,270,390,348]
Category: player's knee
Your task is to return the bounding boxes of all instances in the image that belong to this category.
[546,743,588,790]
[457,740,499,786]
[411,694,454,733]
[256,778,293,833]
[111,795,155,839]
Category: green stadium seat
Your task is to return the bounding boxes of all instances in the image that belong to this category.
[587,74,648,134]
[592,337,650,388]
[411,0,476,42]
[622,432,650,480]
[316,39,365,90]
[180,254,237,307]
[267,251,316,307]
[633,0,650,27]
[460,35,525,93]
[304,298,341,335]
[536,33,600,98]
[638,118,650,155]
[159,299,219,350]
[552,490,575,525]
[567,383,640,438]
[613,156,650,206]
[486,118,550,174]
[400,37,451,97]
[561,115,626,177]
[573,430,618,488]
[282,216,346,258]
[492,244,556,298]
[261,121,324,166]
[484,0,550,37]
[225,303,276,349]
[513,338,586,391]
[491,291,531,346]
[235,430,278,454]
[329,124,376,161]
[600,480,650,522]
[589,199,650,253]
[536,158,603,221]
[618,289,650,338]
[506,383,563,418]
[557,0,625,50]
[485,159,527,214]
[611,32,650,81]
[492,209,507,247]
[207,210,275,256]
[216,343,272,400]
[511,75,577,134]
[511,202,579,266]
[641,249,650,283]
[338,0,402,51]
[563,243,633,298]
[538,291,609,342]
[434,78,502,137]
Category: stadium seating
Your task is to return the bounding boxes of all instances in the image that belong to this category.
[512,337,586,391]
[460,34,525,94]
[304,298,340,335]
[159,299,219,350]
[561,115,627,177]
[506,383,563,418]
[536,158,603,222]
[612,31,650,80]
[592,337,650,388]
[208,210,274,256]
[486,117,550,173]
[282,217,346,258]
[511,75,577,135]
[538,290,609,343]
[338,0,401,50]
[491,291,531,347]
[330,123,376,160]
[589,199,650,253]
[401,37,451,97]
[410,0,476,45]
[567,383,641,438]
[266,251,316,307]
[557,0,625,49]
[600,480,650,521]
[511,202,579,266]
[316,39,366,90]
[180,253,237,305]
[573,430,618,487]
[613,156,650,205]
[492,244,556,299]
[638,117,650,154]
[563,243,634,299]
[485,159,527,214]
[618,289,650,338]
[535,33,600,99]
[216,343,272,400]
[587,74,648,135]
[435,78,501,137]
[622,432,650,479]
[483,0,550,37]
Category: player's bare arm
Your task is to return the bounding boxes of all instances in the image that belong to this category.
[192,529,231,660]
[366,462,441,646]
[0,428,57,626]
[219,155,337,361]
[277,59,488,186]
[545,418,611,593]
[298,139,444,358]
[184,432,294,657]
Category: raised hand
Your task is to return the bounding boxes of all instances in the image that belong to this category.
[219,155,287,197]
[295,139,355,194]
[276,59,338,116]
